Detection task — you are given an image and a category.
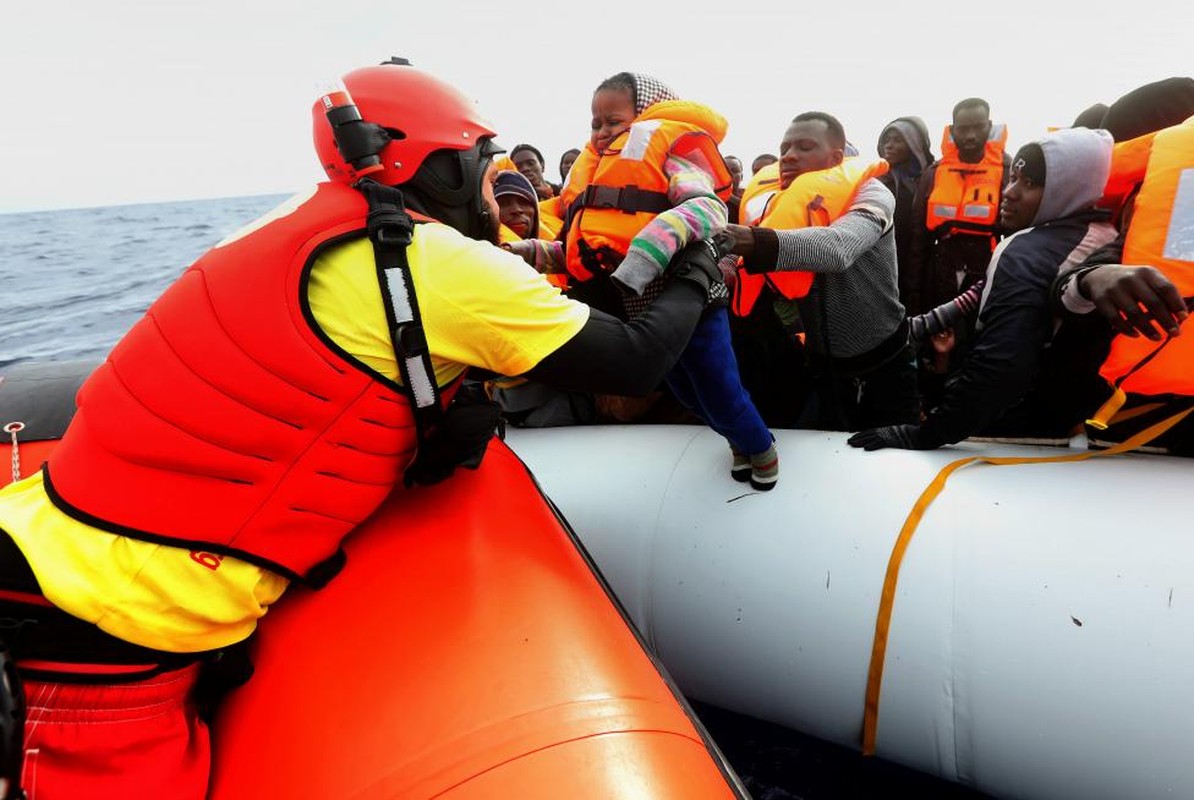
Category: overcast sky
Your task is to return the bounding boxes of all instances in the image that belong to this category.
[2,0,1190,213]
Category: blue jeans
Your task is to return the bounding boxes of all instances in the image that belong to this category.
[665,308,773,455]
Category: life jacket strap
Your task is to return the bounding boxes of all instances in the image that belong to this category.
[935,222,999,243]
[356,179,444,458]
[577,184,672,216]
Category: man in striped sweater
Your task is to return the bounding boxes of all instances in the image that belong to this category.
[724,112,918,432]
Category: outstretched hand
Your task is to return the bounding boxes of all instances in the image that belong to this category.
[723,224,756,258]
[847,424,931,451]
[1080,264,1189,341]
[501,239,536,267]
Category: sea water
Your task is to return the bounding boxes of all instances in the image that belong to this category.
[0,194,287,368]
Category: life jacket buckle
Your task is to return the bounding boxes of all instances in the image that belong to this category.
[619,185,640,215]
[584,185,620,211]
[372,217,413,247]
[393,322,428,358]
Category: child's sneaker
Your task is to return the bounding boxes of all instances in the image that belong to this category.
[730,447,751,483]
[748,443,779,491]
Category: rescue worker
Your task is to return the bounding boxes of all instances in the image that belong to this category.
[724,112,918,432]
[0,58,728,798]
[907,98,1011,316]
[849,127,1119,451]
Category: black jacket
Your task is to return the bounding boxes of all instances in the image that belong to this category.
[921,210,1117,445]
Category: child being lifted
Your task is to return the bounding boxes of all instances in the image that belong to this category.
[509,72,777,489]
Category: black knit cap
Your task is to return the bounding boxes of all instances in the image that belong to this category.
[1012,143,1047,186]
[1100,77,1194,142]
[493,170,537,205]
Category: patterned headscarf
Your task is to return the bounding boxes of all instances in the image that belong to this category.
[630,73,679,115]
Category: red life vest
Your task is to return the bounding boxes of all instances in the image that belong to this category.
[731,158,890,317]
[45,182,442,585]
[559,100,733,283]
[1091,116,1194,424]
[925,123,1007,235]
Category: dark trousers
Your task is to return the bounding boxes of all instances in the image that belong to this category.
[798,344,919,432]
[665,308,773,455]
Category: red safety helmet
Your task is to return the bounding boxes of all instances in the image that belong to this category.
[313,58,498,187]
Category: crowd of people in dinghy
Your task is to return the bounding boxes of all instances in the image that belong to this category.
[489,74,1194,486]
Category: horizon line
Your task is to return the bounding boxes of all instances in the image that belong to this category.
[0,189,297,217]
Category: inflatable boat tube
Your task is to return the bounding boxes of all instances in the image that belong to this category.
[506,424,1194,800]
[0,363,745,799]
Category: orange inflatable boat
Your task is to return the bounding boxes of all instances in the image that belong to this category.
[0,361,744,799]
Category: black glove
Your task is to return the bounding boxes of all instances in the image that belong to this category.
[847,424,934,451]
[405,387,503,487]
[670,238,730,309]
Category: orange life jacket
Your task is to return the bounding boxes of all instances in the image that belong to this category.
[738,162,780,225]
[1091,116,1194,422]
[731,158,890,317]
[538,197,563,241]
[559,100,733,283]
[924,123,1008,234]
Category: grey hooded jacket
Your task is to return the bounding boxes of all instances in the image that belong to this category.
[922,127,1119,445]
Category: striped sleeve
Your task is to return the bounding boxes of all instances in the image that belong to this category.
[768,179,894,273]
[611,150,728,294]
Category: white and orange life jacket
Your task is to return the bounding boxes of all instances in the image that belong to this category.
[925,123,1008,234]
[731,158,889,317]
[559,100,733,283]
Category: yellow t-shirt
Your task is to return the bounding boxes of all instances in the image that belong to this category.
[0,219,589,653]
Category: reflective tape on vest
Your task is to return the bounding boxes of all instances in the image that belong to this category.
[933,204,958,219]
[621,120,663,162]
[381,265,438,410]
[1164,168,1194,260]
[742,191,776,227]
[383,266,415,323]
[403,355,437,408]
[963,204,992,219]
